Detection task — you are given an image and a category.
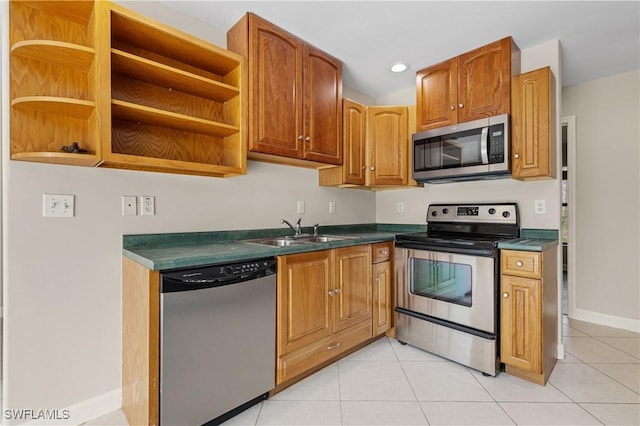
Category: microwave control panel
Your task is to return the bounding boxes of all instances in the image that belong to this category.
[488,124,505,163]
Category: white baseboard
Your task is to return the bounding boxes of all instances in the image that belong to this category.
[13,388,121,426]
[572,308,640,333]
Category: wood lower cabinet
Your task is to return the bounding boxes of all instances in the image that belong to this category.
[511,66,556,180]
[227,13,342,168]
[372,242,393,336]
[416,37,520,132]
[319,100,419,189]
[276,245,373,385]
[500,247,558,385]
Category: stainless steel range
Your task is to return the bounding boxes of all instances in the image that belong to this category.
[394,203,519,376]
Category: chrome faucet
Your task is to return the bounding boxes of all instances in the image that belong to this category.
[281,218,302,236]
[313,223,319,236]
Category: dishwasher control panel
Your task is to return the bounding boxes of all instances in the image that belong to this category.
[161,257,277,293]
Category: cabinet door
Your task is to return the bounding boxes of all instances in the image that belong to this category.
[458,37,513,122]
[372,260,392,336]
[511,66,555,180]
[249,15,304,158]
[500,275,542,374]
[278,250,333,355]
[303,44,342,165]
[342,99,366,185]
[367,106,408,186]
[416,58,458,131]
[333,245,372,334]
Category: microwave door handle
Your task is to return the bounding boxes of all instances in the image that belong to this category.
[480,126,489,164]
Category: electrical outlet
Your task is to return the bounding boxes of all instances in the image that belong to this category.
[329,201,336,214]
[43,194,74,217]
[534,199,546,214]
[397,202,405,213]
[122,196,137,216]
[141,196,155,216]
[297,200,305,214]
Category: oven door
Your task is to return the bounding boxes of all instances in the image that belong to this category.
[395,248,496,334]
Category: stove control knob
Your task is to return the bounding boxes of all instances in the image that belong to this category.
[442,208,449,214]
[502,211,510,218]
[431,211,437,217]
[488,208,496,215]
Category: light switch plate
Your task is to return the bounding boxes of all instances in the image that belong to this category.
[43,194,74,217]
[329,201,336,214]
[297,200,305,214]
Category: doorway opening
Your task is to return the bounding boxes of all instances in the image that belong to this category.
[561,116,576,318]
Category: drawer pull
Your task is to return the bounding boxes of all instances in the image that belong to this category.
[515,261,523,267]
[381,250,388,256]
[328,290,335,296]
[327,342,341,350]
[334,288,342,294]
[503,292,509,298]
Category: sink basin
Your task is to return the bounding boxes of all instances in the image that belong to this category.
[243,237,310,247]
[242,234,355,247]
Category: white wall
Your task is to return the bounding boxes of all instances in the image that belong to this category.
[1,3,375,424]
[562,69,640,328]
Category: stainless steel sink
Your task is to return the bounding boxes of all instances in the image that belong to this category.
[243,237,310,247]
[243,234,355,247]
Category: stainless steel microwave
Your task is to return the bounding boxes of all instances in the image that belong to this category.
[412,114,510,183]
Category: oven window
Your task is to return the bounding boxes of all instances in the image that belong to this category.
[409,258,472,307]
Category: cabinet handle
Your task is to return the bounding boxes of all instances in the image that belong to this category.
[449,105,455,111]
[328,290,335,296]
[370,166,375,171]
[327,342,341,350]
[305,136,311,142]
[298,135,304,141]
[458,103,464,108]
[361,166,366,170]
[513,153,520,159]
[515,261,523,267]
[334,288,342,294]
[381,250,388,256]
[503,292,509,298]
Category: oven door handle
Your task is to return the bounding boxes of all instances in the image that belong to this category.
[394,241,496,257]
[480,126,489,164]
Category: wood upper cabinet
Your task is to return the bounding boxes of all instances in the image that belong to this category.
[416,37,520,132]
[319,101,417,189]
[500,247,558,385]
[10,1,246,177]
[227,13,342,167]
[367,106,409,186]
[511,66,556,180]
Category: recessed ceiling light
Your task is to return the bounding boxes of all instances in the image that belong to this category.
[390,62,409,73]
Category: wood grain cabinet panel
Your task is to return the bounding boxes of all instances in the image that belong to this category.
[276,245,374,386]
[500,247,558,385]
[511,66,556,180]
[416,37,520,132]
[10,0,246,177]
[228,13,342,167]
[371,242,393,336]
[319,101,418,189]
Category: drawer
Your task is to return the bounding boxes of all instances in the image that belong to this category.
[372,242,392,264]
[501,249,541,278]
[277,320,372,384]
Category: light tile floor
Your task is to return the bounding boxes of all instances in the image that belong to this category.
[86,316,639,426]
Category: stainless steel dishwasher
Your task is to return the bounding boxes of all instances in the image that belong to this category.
[160,257,277,426]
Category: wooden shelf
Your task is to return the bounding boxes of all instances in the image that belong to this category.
[11,40,94,70]
[111,49,239,102]
[18,1,94,24]
[110,8,239,76]
[11,151,100,167]
[12,96,95,119]
[111,100,239,137]
[102,153,243,177]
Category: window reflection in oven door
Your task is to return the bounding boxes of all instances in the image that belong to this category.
[396,248,496,334]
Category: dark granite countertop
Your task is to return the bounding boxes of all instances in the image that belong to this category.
[123,223,426,271]
[497,229,560,252]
